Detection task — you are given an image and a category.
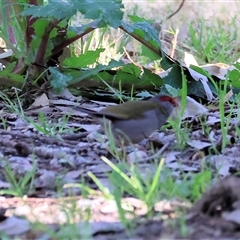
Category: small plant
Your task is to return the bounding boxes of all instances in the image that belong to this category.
[0,89,25,117]
[165,66,188,149]
[85,153,214,230]
[103,156,166,212]
[207,69,236,150]
[29,112,75,137]
[187,17,240,64]
[0,157,37,197]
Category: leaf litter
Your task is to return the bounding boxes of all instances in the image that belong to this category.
[0,93,239,239]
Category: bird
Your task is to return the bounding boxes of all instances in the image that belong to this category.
[73,94,178,144]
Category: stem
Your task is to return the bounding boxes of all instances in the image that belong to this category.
[119,25,161,57]
[119,24,176,67]
[26,0,39,49]
[50,19,103,57]
[34,19,60,65]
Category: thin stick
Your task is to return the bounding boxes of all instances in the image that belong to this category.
[137,142,170,163]
[166,0,186,20]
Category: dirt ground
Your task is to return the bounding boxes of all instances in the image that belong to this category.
[0,93,240,238]
[1,0,240,239]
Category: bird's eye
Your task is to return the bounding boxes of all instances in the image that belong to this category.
[169,98,178,107]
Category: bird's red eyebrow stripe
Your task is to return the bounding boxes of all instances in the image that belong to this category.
[159,96,178,106]
[159,96,172,101]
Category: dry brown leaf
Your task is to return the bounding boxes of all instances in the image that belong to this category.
[173,96,208,120]
[201,63,229,80]
[29,93,49,108]
[187,140,212,150]
[184,52,199,67]
[48,88,82,101]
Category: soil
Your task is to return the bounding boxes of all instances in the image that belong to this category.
[0,97,240,239]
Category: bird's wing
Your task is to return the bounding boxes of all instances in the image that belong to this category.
[96,108,129,119]
[97,101,158,120]
[72,106,129,119]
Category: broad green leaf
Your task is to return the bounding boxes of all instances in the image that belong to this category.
[121,20,161,49]
[111,66,163,91]
[63,49,105,68]
[69,59,124,85]
[67,64,163,92]
[161,64,216,98]
[228,63,240,88]
[141,67,163,86]
[142,45,160,61]
[75,0,124,28]
[120,64,142,77]
[128,15,153,24]
[32,19,49,38]
[21,1,77,20]
[30,19,69,62]
[165,84,180,97]
[121,19,162,61]
[93,71,115,82]
[160,53,177,70]
[33,18,67,39]
[0,62,25,83]
[114,69,140,85]
[233,62,240,71]
[190,64,211,78]
[69,18,106,36]
[27,19,50,63]
[112,64,163,89]
[21,0,124,28]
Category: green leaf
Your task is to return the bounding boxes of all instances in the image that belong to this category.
[69,19,106,35]
[0,62,25,83]
[160,53,176,70]
[66,63,163,92]
[121,20,161,49]
[228,63,240,88]
[63,49,105,68]
[69,59,124,85]
[190,64,211,78]
[233,62,240,71]
[93,71,115,82]
[27,19,51,62]
[142,45,160,61]
[30,19,69,62]
[141,67,163,86]
[21,0,124,28]
[32,19,50,38]
[112,64,163,90]
[128,15,153,24]
[165,84,180,97]
[121,19,162,61]
[120,64,142,76]
[21,0,76,20]
[161,64,216,98]
[76,0,124,28]
[49,67,73,92]
[114,68,140,84]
